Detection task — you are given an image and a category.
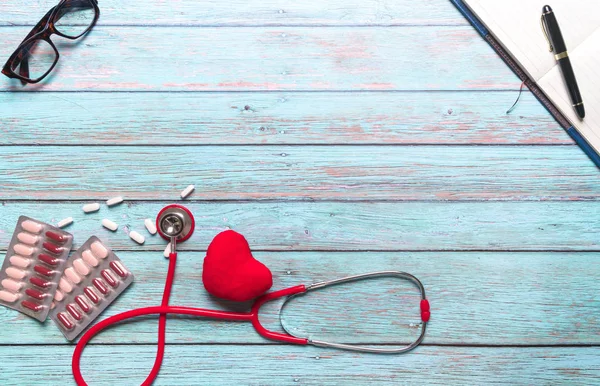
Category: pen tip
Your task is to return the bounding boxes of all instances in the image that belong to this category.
[576,104,585,119]
[543,5,552,13]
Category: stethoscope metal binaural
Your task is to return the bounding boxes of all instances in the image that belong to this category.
[72,204,430,385]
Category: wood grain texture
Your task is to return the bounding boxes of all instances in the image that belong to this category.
[0,0,467,26]
[0,202,599,251]
[0,91,568,145]
[0,251,597,345]
[1,145,598,201]
[1,0,598,384]
[1,345,599,385]
[0,26,518,92]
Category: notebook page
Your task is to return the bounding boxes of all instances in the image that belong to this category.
[464,0,600,82]
[538,29,600,154]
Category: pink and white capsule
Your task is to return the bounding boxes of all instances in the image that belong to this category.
[17,232,38,245]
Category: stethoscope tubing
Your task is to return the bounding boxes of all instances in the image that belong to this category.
[72,256,429,384]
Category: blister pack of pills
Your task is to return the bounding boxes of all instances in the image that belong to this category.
[50,236,134,341]
[0,216,74,321]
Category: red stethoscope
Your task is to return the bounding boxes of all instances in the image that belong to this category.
[72,204,430,385]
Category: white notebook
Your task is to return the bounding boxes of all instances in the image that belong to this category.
[464,0,600,155]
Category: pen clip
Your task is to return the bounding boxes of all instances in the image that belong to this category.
[540,15,553,52]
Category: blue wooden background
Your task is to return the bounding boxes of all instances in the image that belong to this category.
[1,0,599,384]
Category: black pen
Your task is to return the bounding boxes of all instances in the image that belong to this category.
[541,5,585,119]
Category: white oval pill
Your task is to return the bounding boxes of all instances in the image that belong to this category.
[0,290,18,303]
[10,255,31,269]
[6,267,26,280]
[163,242,172,258]
[129,231,145,245]
[54,290,64,302]
[180,184,195,199]
[17,232,38,245]
[21,220,42,234]
[82,203,100,213]
[57,217,73,228]
[82,250,99,267]
[14,244,35,256]
[73,259,91,276]
[1,278,22,292]
[106,196,123,206]
[64,267,82,284]
[102,219,118,232]
[91,241,108,259]
[59,278,73,293]
[144,218,157,235]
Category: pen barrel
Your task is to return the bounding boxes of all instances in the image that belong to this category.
[543,12,567,53]
[558,58,583,106]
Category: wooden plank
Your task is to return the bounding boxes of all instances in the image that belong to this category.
[1,345,599,385]
[0,202,599,251]
[0,145,598,201]
[0,91,567,145]
[0,0,467,26]
[0,251,597,345]
[0,26,517,92]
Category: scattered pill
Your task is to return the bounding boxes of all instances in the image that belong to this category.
[21,220,43,234]
[54,290,64,302]
[1,278,22,292]
[101,219,118,232]
[6,267,27,280]
[0,290,18,303]
[59,278,73,293]
[30,277,50,289]
[45,231,66,243]
[38,253,59,266]
[64,267,82,284]
[93,278,109,295]
[14,243,35,256]
[75,296,91,313]
[163,242,172,258]
[101,270,118,287]
[82,203,100,213]
[21,300,42,312]
[129,231,145,245]
[180,184,195,199]
[10,255,31,269]
[43,242,63,255]
[25,288,45,301]
[144,218,157,235]
[106,196,123,207]
[81,250,99,267]
[67,304,82,320]
[109,261,128,278]
[17,232,38,245]
[91,241,108,259]
[57,217,73,228]
[34,265,54,278]
[84,287,100,304]
[58,312,74,329]
[73,259,91,276]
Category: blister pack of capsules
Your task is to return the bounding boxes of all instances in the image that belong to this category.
[0,216,73,321]
[50,236,134,341]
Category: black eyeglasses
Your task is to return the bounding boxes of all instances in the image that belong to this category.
[2,0,100,85]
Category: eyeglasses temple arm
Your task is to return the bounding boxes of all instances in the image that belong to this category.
[11,7,56,83]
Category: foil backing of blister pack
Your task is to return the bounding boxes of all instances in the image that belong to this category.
[0,216,73,321]
[50,236,134,341]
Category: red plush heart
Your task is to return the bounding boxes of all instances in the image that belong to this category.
[202,230,273,302]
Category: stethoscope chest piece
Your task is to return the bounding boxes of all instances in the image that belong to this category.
[156,204,195,243]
